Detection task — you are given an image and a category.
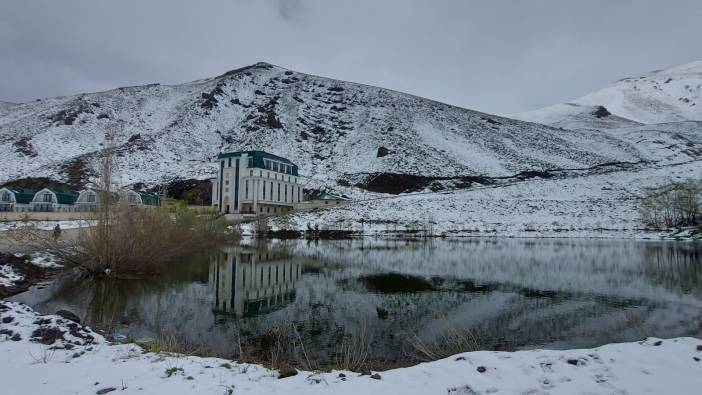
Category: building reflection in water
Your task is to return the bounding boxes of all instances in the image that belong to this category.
[209,245,302,317]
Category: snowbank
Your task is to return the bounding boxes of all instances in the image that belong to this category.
[1,301,700,394]
[0,220,92,232]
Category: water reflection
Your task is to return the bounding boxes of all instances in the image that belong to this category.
[10,238,702,367]
[210,246,301,316]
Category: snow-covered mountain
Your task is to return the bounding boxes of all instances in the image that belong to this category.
[0,62,641,187]
[512,103,641,130]
[513,61,702,127]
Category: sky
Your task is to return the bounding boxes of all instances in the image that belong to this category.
[1,0,701,114]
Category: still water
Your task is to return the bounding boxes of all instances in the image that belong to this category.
[12,238,702,367]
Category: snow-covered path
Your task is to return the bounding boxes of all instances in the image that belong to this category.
[1,301,701,394]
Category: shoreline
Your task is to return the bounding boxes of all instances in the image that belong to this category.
[0,300,700,394]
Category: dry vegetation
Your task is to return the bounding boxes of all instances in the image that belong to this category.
[66,204,230,277]
[640,178,702,228]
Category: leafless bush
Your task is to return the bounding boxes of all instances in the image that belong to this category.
[61,205,228,277]
[639,179,702,228]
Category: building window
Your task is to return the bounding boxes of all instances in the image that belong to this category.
[263,182,266,200]
[250,170,253,176]
[248,157,253,167]
[267,207,270,213]
[270,181,273,200]
[245,180,249,199]
[225,179,229,185]
[297,186,300,202]
[273,162,278,172]
[284,184,288,202]
[260,206,263,212]
[43,193,52,202]
[228,158,231,167]
[260,170,262,176]
[0,191,10,201]
[277,183,280,201]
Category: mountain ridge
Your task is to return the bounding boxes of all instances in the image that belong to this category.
[0,62,644,188]
[513,61,702,126]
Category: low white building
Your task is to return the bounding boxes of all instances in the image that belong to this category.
[212,150,304,216]
[0,187,35,212]
[74,189,100,211]
[121,190,160,208]
[29,188,79,212]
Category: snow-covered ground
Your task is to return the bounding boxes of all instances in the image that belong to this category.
[0,265,22,287]
[0,220,92,232]
[1,301,700,394]
[269,158,702,238]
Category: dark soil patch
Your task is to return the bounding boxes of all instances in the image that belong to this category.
[349,173,492,194]
[0,253,63,298]
[1,177,74,191]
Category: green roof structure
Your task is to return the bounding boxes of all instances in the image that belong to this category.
[47,188,79,205]
[3,187,36,204]
[217,150,299,176]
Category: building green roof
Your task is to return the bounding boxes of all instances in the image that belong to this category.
[217,150,299,176]
[47,188,79,205]
[3,187,36,204]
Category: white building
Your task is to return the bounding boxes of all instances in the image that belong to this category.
[212,150,304,215]
[29,188,79,212]
[74,189,100,211]
[0,187,35,212]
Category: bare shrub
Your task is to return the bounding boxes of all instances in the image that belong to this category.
[64,205,228,277]
[639,179,702,228]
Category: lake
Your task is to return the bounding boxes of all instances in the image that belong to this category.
[11,238,702,369]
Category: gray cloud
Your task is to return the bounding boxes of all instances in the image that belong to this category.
[1,0,701,114]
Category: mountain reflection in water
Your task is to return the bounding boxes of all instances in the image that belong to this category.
[11,239,702,368]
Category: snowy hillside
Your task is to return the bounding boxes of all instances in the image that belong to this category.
[268,121,702,236]
[0,63,642,187]
[514,61,702,126]
[511,103,641,130]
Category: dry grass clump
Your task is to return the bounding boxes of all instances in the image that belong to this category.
[405,313,481,362]
[334,322,372,371]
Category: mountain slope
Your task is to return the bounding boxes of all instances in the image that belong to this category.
[513,61,702,126]
[0,63,641,187]
[512,103,642,130]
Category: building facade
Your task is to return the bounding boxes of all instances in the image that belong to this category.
[0,187,35,212]
[212,151,304,215]
[29,188,79,212]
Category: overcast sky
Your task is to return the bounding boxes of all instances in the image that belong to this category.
[1,0,701,114]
